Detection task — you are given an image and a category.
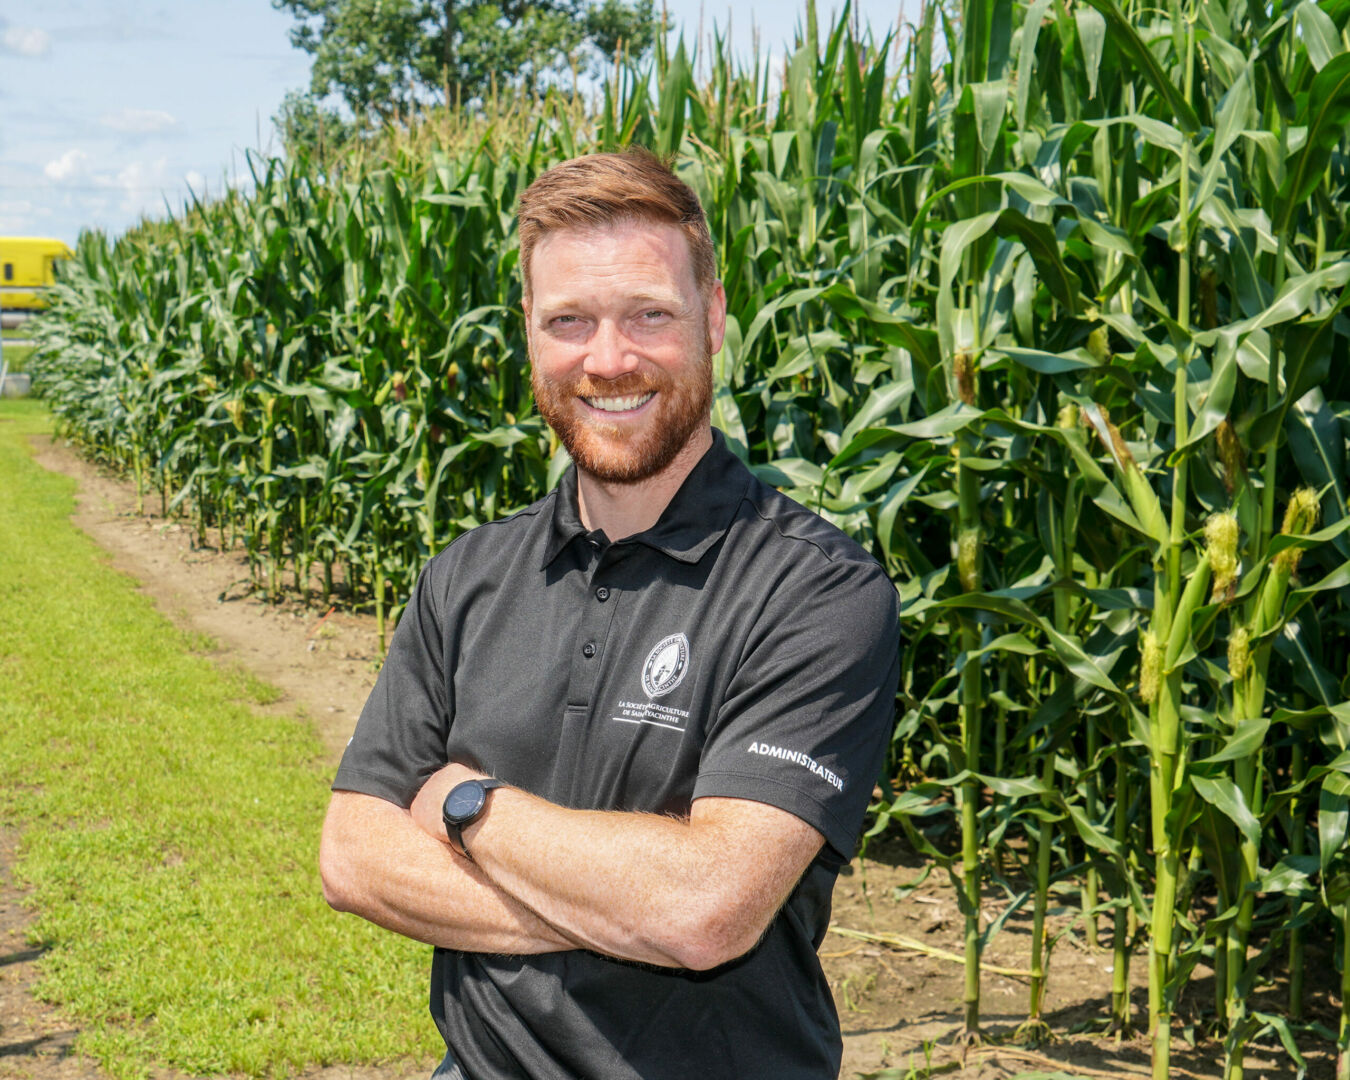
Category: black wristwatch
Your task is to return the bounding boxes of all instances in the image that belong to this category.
[442,778,505,860]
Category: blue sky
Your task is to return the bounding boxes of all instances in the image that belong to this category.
[0,1,911,245]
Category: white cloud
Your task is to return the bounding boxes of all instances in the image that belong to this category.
[2,25,52,57]
[39,151,209,220]
[0,199,53,234]
[44,149,90,183]
[115,158,168,190]
[100,108,178,135]
[113,159,213,214]
[112,159,188,212]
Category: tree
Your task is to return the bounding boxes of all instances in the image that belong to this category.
[273,88,355,162]
[273,0,656,125]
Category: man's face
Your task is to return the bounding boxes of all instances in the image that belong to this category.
[524,220,726,485]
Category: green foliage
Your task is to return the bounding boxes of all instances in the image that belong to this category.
[0,400,439,1077]
[273,88,356,161]
[274,0,657,124]
[583,0,655,61]
[26,0,1350,1074]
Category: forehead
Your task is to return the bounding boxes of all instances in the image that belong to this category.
[527,221,698,302]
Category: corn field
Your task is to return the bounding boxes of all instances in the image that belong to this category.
[26,0,1350,1076]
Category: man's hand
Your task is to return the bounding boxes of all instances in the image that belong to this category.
[409,761,487,842]
[405,767,826,971]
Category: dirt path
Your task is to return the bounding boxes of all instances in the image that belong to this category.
[2,434,1339,1079]
[25,435,381,764]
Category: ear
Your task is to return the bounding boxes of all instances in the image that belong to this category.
[705,280,727,357]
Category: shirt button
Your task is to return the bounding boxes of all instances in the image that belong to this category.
[595,587,610,602]
[582,642,596,658]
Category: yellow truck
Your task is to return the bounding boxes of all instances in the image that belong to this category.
[1,237,73,318]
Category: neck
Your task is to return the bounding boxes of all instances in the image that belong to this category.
[577,427,713,540]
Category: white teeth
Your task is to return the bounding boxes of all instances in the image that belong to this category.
[583,393,654,412]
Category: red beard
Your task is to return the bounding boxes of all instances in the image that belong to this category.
[532,345,712,484]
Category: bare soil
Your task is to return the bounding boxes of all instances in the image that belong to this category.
[2,433,1341,1080]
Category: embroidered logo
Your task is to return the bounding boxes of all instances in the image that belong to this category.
[641,633,690,698]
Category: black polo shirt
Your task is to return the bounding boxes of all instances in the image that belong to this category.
[335,429,901,1080]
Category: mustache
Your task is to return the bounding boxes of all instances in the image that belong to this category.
[563,372,667,398]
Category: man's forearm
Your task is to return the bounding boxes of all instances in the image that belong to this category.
[320,790,579,954]
[419,774,823,971]
[465,790,708,966]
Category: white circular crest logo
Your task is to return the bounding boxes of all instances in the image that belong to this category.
[642,633,690,698]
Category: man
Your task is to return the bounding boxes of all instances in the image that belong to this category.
[321,150,901,1080]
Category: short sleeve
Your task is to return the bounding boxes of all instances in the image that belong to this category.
[692,555,900,865]
[332,562,452,807]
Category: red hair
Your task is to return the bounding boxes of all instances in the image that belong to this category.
[517,149,716,297]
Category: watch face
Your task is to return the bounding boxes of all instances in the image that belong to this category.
[443,781,485,823]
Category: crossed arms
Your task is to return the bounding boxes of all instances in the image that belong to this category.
[319,762,825,971]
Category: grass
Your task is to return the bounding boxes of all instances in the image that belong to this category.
[0,399,440,1077]
[2,344,35,372]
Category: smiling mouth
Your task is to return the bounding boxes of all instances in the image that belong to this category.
[581,392,655,413]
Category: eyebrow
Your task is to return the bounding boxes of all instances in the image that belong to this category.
[628,291,687,308]
[537,290,690,314]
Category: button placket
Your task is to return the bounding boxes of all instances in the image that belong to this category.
[564,552,622,707]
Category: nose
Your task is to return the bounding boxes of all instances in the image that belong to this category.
[583,319,639,380]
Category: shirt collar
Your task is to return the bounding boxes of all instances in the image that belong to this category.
[541,428,749,568]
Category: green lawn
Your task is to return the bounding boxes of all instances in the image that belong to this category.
[0,399,439,1077]
[2,344,35,372]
